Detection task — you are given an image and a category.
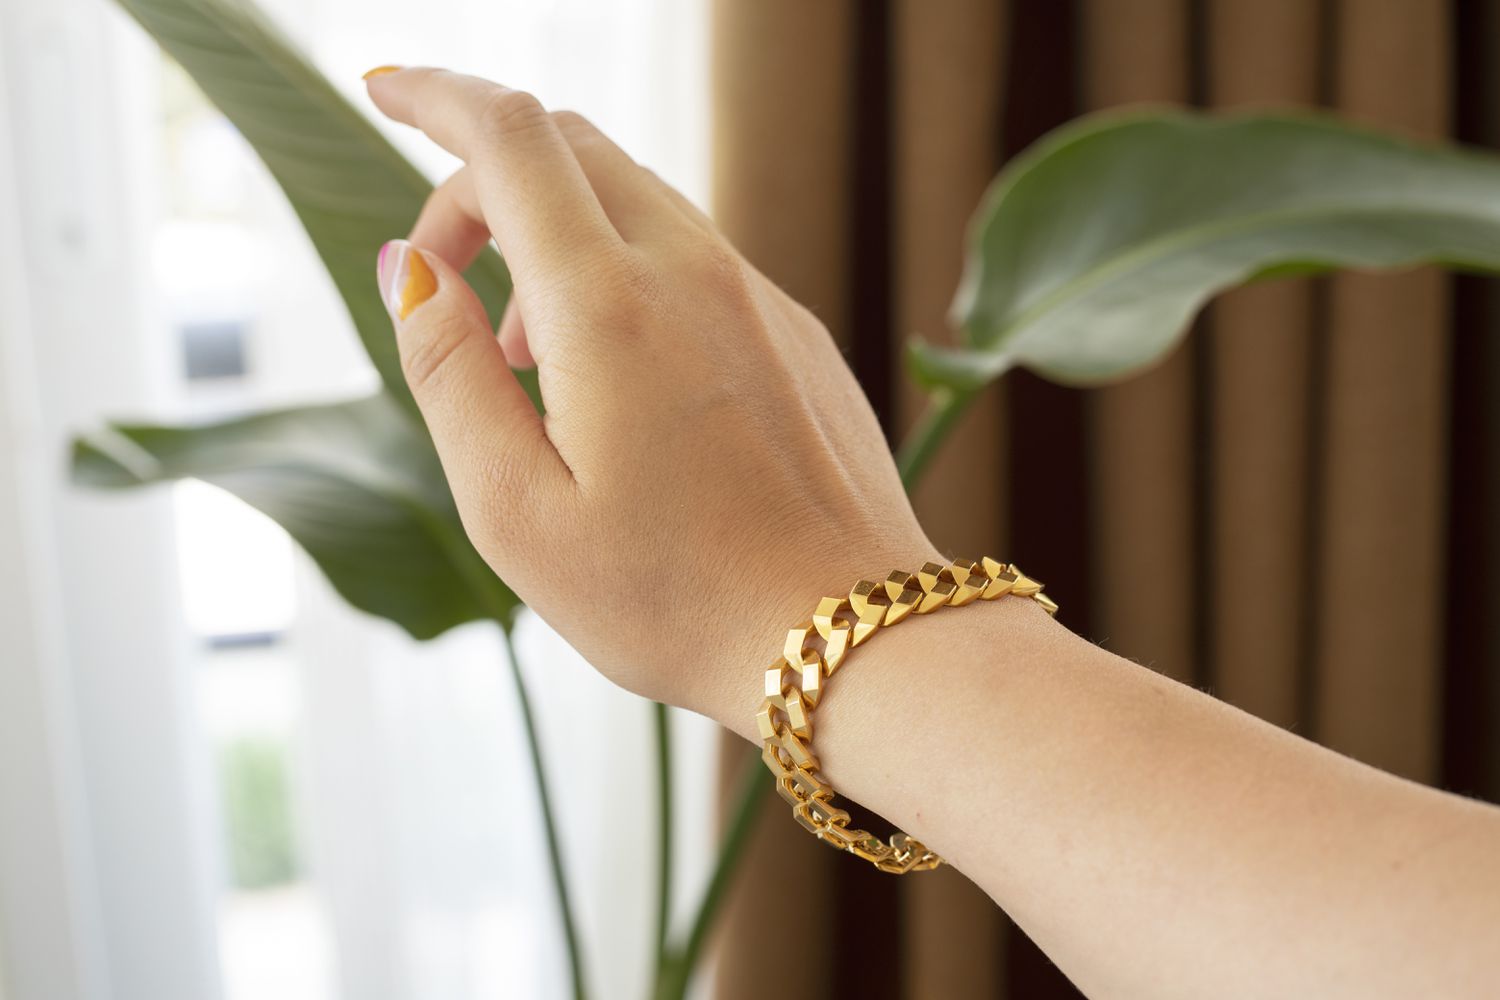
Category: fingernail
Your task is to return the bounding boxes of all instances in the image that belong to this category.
[362,64,402,80]
[377,240,437,322]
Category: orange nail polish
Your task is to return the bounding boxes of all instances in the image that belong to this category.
[362,64,402,80]
[379,240,437,322]
[398,251,437,320]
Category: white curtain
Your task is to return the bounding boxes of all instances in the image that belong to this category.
[0,0,717,997]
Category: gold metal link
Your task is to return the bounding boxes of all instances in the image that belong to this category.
[757,555,1057,874]
[882,571,923,625]
[792,803,823,835]
[813,596,853,673]
[806,796,850,827]
[848,580,889,645]
[762,742,794,780]
[792,794,851,834]
[785,763,831,802]
[754,700,779,742]
[980,556,1018,600]
[757,662,811,740]
[816,822,861,849]
[798,654,826,708]
[776,728,818,770]
[876,854,918,875]
[947,560,987,606]
[849,835,893,865]
[1008,565,1043,598]
[914,561,957,613]
[782,622,817,675]
[783,623,830,708]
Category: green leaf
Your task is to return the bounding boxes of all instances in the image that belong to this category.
[913,110,1500,390]
[79,0,545,637]
[73,393,520,638]
[113,0,513,410]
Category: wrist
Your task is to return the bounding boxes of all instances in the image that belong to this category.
[748,566,1059,873]
[692,540,946,737]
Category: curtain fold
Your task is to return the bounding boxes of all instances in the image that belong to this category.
[1204,0,1321,730]
[1445,0,1500,803]
[1313,0,1452,782]
[709,2,1497,995]
[1081,0,1199,688]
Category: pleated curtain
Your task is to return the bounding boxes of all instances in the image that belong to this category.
[709,1,1500,997]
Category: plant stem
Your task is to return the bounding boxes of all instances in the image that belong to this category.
[659,750,774,1000]
[896,386,977,490]
[652,701,674,988]
[498,623,588,1000]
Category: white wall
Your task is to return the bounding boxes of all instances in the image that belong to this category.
[0,13,103,1000]
[0,85,94,1000]
[0,1,223,998]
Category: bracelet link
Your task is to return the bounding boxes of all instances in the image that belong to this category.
[847,580,889,644]
[756,555,1057,874]
[915,561,958,612]
[812,596,853,673]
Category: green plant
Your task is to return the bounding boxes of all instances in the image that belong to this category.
[898,111,1500,485]
[71,1,1500,997]
[220,737,301,890]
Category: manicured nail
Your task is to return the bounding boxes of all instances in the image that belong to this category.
[362,64,402,80]
[378,240,437,322]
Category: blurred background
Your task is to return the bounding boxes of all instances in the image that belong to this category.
[3,1,1499,1000]
[0,1,713,999]
[705,3,1499,999]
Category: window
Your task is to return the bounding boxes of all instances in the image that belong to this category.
[0,2,715,998]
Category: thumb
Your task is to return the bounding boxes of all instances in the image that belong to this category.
[377,239,568,542]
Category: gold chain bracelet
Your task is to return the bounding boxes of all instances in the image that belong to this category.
[756,557,1058,875]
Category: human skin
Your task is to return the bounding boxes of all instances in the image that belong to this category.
[364,67,1500,999]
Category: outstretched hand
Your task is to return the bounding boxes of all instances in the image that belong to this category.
[365,67,934,729]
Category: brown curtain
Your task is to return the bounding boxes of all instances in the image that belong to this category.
[709,1,1500,997]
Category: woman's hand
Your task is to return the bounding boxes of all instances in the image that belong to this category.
[365,68,935,727]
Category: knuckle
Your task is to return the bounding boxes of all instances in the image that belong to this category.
[549,109,595,138]
[551,111,618,165]
[578,247,662,327]
[477,88,550,141]
[400,314,471,392]
[685,241,757,310]
[611,251,668,322]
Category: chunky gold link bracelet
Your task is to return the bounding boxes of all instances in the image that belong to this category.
[756,557,1058,875]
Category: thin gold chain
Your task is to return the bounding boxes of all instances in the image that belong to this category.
[756,557,1058,874]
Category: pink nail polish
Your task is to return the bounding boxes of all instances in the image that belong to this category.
[377,240,393,283]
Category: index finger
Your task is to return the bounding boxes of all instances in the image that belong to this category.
[366,68,621,307]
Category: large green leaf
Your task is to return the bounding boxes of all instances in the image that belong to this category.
[912,110,1500,390]
[113,0,513,411]
[72,0,543,637]
[73,392,519,638]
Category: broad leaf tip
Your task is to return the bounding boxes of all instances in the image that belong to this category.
[70,428,163,488]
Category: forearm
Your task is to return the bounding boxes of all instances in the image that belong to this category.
[722,595,1500,999]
